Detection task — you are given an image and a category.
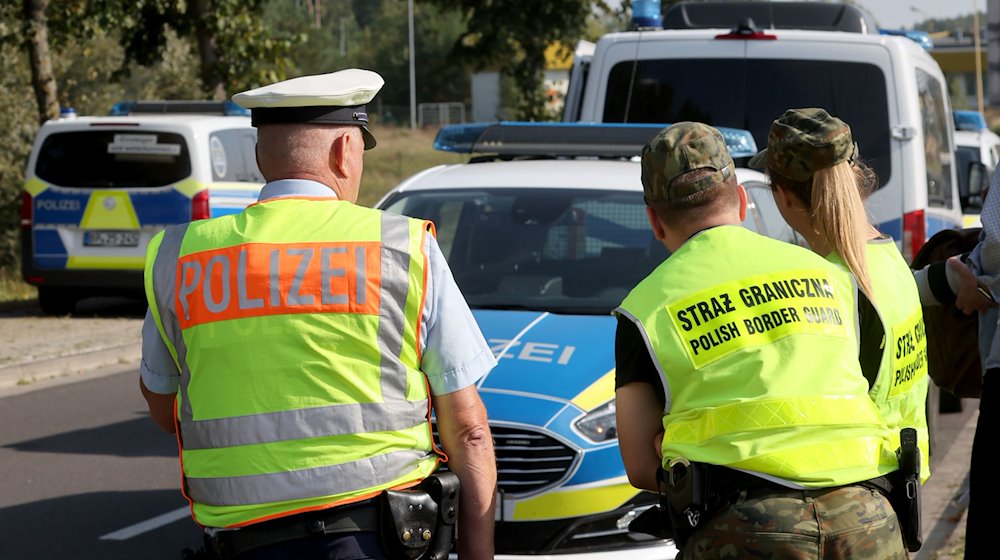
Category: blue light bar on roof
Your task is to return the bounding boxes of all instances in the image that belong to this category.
[107,100,250,117]
[434,121,758,159]
[631,0,663,30]
[954,110,988,132]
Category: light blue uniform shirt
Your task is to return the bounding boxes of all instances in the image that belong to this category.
[140,179,497,396]
[971,166,1000,370]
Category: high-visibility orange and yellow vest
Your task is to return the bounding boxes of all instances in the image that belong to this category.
[830,239,931,482]
[616,226,896,488]
[145,195,441,528]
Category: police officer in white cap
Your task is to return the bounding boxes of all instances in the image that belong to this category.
[139,69,498,559]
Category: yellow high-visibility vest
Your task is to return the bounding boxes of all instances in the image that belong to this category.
[616,226,895,488]
[145,196,440,527]
[830,239,931,482]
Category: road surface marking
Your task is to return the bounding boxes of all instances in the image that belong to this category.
[99,507,189,540]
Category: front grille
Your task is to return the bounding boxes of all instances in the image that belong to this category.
[434,424,580,496]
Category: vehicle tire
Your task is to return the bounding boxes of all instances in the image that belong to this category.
[926,381,940,462]
[38,287,77,316]
[939,389,964,414]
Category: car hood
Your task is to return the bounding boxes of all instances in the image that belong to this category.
[471,309,617,432]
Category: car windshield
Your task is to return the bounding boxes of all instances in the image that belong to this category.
[382,188,669,315]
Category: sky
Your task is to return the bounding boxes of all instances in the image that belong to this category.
[855,0,986,30]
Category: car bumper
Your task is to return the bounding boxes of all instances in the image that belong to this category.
[450,543,678,560]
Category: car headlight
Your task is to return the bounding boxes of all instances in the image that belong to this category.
[574,400,617,442]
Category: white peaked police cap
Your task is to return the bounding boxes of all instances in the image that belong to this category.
[232,68,385,150]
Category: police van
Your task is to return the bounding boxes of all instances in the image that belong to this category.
[20,101,264,315]
[563,0,962,263]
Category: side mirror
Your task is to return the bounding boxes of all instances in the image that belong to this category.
[967,161,988,212]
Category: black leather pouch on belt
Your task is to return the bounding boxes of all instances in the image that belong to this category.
[379,472,460,560]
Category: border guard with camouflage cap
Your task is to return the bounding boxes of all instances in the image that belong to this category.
[751,107,931,552]
[613,121,906,558]
[139,69,498,560]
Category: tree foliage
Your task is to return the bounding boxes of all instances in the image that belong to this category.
[427,0,600,120]
[55,0,302,98]
[263,0,470,125]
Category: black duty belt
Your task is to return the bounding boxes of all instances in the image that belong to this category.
[208,499,379,558]
[704,464,893,507]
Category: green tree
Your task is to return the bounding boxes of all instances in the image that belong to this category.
[78,0,302,98]
[429,0,600,120]
[20,0,59,124]
[266,0,469,126]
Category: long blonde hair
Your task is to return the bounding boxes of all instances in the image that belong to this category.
[773,161,874,300]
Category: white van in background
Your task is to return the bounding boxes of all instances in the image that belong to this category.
[954,127,1000,227]
[564,0,962,263]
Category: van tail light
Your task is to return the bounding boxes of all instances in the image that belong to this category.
[714,31,777,40]
[191,190,210,220]
[902,209,926,263]
[20,191,32,228]
[715,19,776,40]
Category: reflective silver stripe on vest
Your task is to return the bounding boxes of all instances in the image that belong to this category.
[181,400,429,450]
[377,214,413,402]
[187,447,431,506]
[151,225,195,423]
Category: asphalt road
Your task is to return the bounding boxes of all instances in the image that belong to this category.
[0,366,203,559]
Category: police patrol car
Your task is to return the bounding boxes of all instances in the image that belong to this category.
[20,101,264,315]
[376,122,786,559]
[954,126,1000,228]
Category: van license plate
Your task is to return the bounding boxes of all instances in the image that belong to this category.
[84,231,140,247]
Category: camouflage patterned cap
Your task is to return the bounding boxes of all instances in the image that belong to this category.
[748,107,859,182]
[641,122,735,203]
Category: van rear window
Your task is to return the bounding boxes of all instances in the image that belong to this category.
[603,58,890,188]
[35,130,191,188]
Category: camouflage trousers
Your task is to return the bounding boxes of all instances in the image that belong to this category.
[681,484,908,560]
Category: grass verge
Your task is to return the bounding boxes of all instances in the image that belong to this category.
[0,268,33,306]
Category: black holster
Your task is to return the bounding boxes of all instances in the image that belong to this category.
[627,468,674,540]
[379,472,460,560]
[888,428,923,552]
[627,462,709,554]
[662,460,709,553]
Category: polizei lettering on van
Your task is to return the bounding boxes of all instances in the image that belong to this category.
[669,270,848,368]
[175,242,381,329]
[36,198,82,212]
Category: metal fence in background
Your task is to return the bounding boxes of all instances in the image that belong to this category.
[417,102,466,127]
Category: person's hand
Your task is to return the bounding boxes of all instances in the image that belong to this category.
[949,256,998,315]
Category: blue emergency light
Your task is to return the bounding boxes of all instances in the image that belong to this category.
[109,100,250,117]
[631,0,663,30]
[954,110,988,132]
[433,121,759,159]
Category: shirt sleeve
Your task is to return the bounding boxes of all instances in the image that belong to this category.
[856,290,885,390]
[139,308,181,395]
[614,315,665,409]
[973,168,1000,369]
[420,235,498,395]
